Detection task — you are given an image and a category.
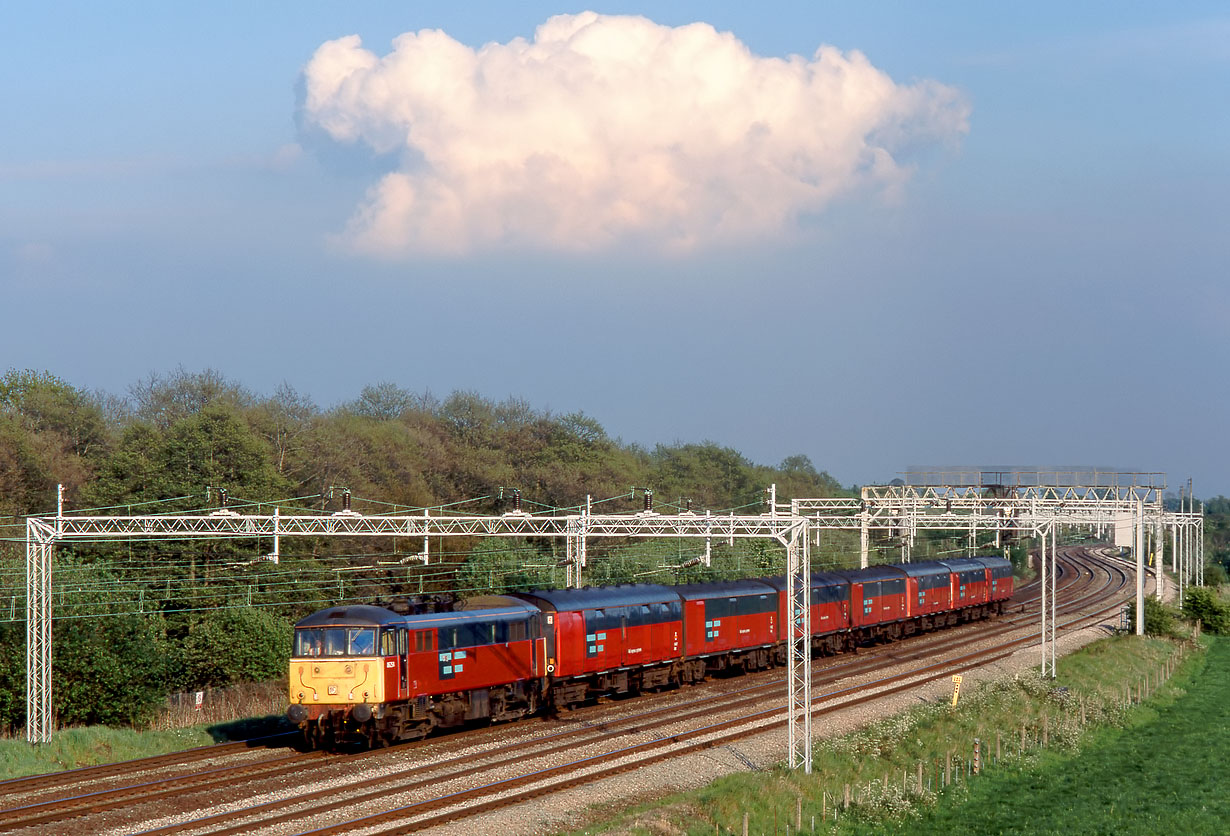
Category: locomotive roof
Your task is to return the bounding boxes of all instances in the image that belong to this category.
[457,595,539,612]
[294,599,538,630]
[294,604,405,628]
[509,584,679,611]
[397,603,539,628]
[673,578,779,600]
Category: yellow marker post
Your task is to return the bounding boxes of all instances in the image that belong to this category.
[951,674,963,706]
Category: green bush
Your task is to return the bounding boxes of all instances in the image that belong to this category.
[1203,562,1228,586]
[54,614,168,727]
[1125,596,1179,637]
[0,621,25,732]
[181,607,292,688]
[1183,587,1230,634]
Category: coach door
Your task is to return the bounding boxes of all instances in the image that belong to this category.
[397,628,408,691]
[529,615,538,674]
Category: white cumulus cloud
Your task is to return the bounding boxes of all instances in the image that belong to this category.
[301,11,970,256]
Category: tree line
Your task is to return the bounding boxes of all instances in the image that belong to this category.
[0,367,846,731]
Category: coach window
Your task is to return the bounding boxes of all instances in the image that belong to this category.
[509,620,527,642]
[381,629,396,656]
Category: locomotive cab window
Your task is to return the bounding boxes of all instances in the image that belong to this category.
[292,627,376,657]
[347,628,376,656]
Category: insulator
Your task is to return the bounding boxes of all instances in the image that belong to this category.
[685,498,692,513]
[218,489,228,508]
[644,490,653,513]
[342,490,351,512]
[512,489,522,513]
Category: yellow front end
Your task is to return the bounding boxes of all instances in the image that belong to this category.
[290,657,385,708]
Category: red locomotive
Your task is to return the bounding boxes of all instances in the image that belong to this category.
[287,556,1013,748]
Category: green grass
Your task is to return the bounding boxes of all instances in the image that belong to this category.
[842,637,1228,836]
[559,634,1209,835]
[0,713,293,780]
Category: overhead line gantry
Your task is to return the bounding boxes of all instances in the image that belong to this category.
[24,469,1205,774]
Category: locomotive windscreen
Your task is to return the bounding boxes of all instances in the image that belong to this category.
[294,626,377,657]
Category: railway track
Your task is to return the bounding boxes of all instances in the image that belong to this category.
[0,733,299,799]
[1,546,1130,836]
[286,548,1133,836]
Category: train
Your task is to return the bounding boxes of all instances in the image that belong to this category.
[286,555,1013,748]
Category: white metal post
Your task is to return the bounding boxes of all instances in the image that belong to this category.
[26,522,53,744]
[1197,504,1203,587]
[271,505,280,564]
[1050,524,1056,676]
[859,493,869,569]
[1135,497,1145,635]
[1040,522,1048,675]
[785,521,812,772]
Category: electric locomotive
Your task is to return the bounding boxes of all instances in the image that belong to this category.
[287,597,545,748]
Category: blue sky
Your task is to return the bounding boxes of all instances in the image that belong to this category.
[2,2,1227,496]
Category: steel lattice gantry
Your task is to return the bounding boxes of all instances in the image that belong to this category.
[794,485,1203,673]
[24,509,814,769]
[22,485,1205,762]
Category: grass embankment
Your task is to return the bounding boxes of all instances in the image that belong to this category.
[0,713,292,780]
[568,633,1218,835]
